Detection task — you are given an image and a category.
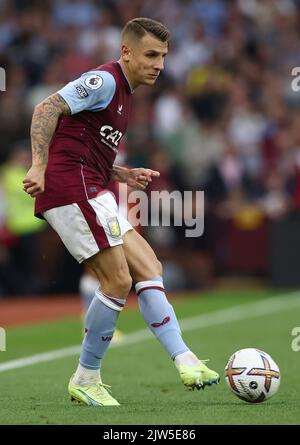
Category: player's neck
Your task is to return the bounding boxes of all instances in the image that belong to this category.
[118,59,137,91]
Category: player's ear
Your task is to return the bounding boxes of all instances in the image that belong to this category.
[121,43,131,62]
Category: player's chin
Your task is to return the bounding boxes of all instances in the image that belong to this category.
[144,75,159,85]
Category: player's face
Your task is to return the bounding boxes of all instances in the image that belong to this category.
[123,33,168,88]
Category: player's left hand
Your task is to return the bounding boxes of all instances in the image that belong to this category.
[126,168,160,190]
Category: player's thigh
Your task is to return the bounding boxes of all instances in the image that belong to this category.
[43,194,134,296]
[122,229,162,283]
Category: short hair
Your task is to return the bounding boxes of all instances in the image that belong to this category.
[121,17,170,43]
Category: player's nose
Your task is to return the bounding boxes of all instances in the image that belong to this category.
[154,58,164,71]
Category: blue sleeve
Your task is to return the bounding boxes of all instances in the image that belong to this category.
[57,70,116,114]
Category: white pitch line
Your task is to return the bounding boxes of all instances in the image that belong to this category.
[0,291,300,373]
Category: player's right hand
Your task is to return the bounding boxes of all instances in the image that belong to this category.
[23,165,46,198]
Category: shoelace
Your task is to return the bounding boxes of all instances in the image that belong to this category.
[87,382,114,402]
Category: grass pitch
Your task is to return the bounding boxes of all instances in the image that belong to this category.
[0,289,299,425]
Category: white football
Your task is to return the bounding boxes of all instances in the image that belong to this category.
[225,348,280,403]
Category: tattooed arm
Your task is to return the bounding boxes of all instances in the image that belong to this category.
[23,93,71,198]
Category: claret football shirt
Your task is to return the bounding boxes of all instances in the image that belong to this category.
[35,62,133,217]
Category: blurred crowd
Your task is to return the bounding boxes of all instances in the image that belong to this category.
[1,0,300,296]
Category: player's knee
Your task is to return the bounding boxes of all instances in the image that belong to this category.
[116,273,132,297]
[104,271,132,299]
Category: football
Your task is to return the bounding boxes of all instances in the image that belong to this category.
[225,348,280,403]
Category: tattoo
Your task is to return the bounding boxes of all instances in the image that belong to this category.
[31,93,71,166]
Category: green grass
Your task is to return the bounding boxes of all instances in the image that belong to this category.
[0,289,299,425]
